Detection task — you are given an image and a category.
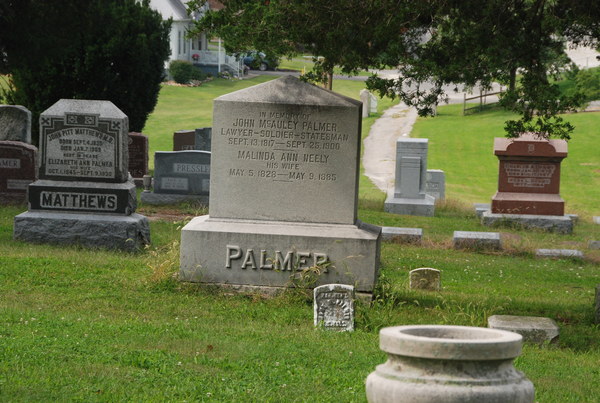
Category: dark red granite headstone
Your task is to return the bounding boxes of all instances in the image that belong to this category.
[128,132,148,180]
[0,140,37,203]
[491,134,567,216]
[173,130,195,151]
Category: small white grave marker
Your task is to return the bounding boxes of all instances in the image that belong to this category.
[314,284,354,332]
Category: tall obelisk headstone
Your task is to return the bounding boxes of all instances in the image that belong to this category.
[180,76,380,293]
[14,99,150,251]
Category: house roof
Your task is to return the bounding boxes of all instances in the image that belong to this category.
[149,0,190,21]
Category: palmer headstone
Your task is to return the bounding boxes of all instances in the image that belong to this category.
[314,284,355,332]
[180,76,380,293]
[384,138,435,216]
[0,141,37,203]
[0,105,32,143]
[14,99,150,251]
[128,132,148,185]
[140,150,210,205]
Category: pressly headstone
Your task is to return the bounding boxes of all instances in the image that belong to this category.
[0,141,37,203]
[409,268,441,291]
[384,138,435,216]
[425,169,445,201]
[14,99,150,251]
[180,76,380,293]
[314,284,354,332]
[128,132,149,184]
[0,105,32,143]
[140,150,210,205]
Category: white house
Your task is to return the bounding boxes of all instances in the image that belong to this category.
[149,0,243,76]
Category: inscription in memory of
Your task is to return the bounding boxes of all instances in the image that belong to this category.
[314,284,354,332]
[504,163,556,188]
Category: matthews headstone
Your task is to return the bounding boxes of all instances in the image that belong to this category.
[180,76,380,293]
[0,105,32,143]
[14,99,150,251]
[140,150,210,205]
[128,132,148,185]
[384,138,435,216]
[425,169,445,201]
[0,141,37,203]
[314,284,354,332]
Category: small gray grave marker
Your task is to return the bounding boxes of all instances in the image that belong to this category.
[535,249,583,258]
[314,284,354,332]
[0,105,32,143]
[453,231,502,250]
[409,268,441,291]
[488,315,559,344]
[425,169,445,201]
[381,227,422,244]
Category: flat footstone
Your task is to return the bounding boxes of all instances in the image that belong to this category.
[589,241,600,250]
[481,211,573,234]
[381,227,422,244]
[488,315,559,344]
[536,249,584,258]
[453,231,501,250]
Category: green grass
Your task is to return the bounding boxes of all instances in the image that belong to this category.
[411,104,600,217]
[1,76,599,402]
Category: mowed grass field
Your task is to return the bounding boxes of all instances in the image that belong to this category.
[1,76,599,402]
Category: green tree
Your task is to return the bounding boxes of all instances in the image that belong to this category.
[188,0,600,139]
[0,0,171,144]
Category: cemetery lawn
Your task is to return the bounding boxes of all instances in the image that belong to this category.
[1,77,599,401]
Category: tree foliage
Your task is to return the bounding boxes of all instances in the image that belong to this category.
[0,0,171,143]
[188,0,600,139]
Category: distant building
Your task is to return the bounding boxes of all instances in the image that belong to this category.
[149,0,243,77]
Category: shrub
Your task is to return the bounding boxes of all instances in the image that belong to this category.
[575,67,600,102]
[0,0,170,144]
[169,60,194,84]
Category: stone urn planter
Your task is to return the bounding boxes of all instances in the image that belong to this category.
[366,325,534,403]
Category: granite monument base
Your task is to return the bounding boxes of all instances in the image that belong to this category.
[180,215,380,293]
[481,211,573,234]
[491,192,564,216]
[384,194,435,217]
[14,211,150,251]
[140,192,209,206]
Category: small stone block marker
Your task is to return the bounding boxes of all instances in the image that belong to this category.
[314,284,354,332]
[594,216,600,225]
[409,268,441,291]
[425,169,445,201]
[381,227,422,244]
[453,231,502,250]
[488,315,559,344]
[588,240,600,250]
[474,203,491,218]
[535,249,584,258]
[0,105,32,143]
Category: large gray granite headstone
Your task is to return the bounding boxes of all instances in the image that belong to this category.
[14,99,149,250]
[314,284,354,331]
[38,99,129,183]
[180,76,380,293]
[384,138,435,216]
[0,105,32,143]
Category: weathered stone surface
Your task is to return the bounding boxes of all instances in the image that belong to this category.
[425,169,445,201]
[14,211,150,251]
[366,325,534,403]
[27,179,137,215]
[195,127,212,151]
[474,203,491,218]
[39,99,129,183]
[409,268,441,291]
[453,231,502,250]
[360,89,370,118]
[0,141,37,204]
[565,213,579,223]
[369,93,378,114]
[385,138,435,216]
[491,134,567,216]
[180,216,380,292]
[153,151,211,195]
[594,216,600,225]
[488,315,559,344]
[381,227,422,244]
[128,132,148,180]
[314,284,354,331]
[210,75,362,225]
[588,240,600,250]
[0,105,31,143]
[535,249,584,258]
[482,211,573,234]
[180,76,379,292]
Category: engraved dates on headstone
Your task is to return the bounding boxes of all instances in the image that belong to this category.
[314,284,354,331]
